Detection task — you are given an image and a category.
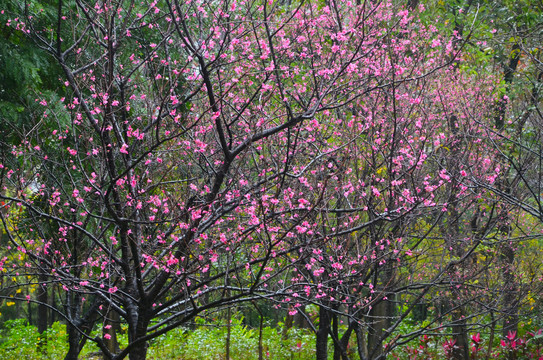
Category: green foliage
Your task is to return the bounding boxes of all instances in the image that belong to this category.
[0,318,317,360]
[0,320,85,360]
[147,317,315,360]
[0,4,66,148]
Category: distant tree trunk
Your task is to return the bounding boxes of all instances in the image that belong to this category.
[493,40,521,341]
[226,305,232,360]
[294,305,310,329]
[103,309,121,356]
[27,300,32,325]
[451,308,470,360]
[367,299,389,359]
[37,271,48,352]
[486,311,496,360]
[495,44,521,130]
[50,285,57,326]
[37,282,48,332]
[501,243,518,339]
[407,0,419,11]
[367,261,396,359]
[253,302,264,360]
[282,310,294,339]
[448,206,470,360]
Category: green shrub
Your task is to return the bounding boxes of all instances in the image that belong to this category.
[0,317,319,359]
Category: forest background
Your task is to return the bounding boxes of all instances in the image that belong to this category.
[0,0,542,359]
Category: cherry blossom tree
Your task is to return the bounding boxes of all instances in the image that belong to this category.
[0,0,523,359]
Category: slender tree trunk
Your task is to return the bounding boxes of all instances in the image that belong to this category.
[333,312,340,360]
[253,302,264,360]
[501,244,518,338]
[485,311,496,360]
[37,271,48,353]
[50,285,57,326]
[226,305,232,360]
[294,306,310,329]
[282,310,294,339]
[495,44,521,130]
[37,281,48,332]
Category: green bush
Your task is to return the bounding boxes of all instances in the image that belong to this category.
[0,317,318,359]
[147,317,316,360]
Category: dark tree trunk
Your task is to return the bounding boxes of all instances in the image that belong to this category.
[355,322,368,360]
[407,0,419,11]
[64,290,82,360]
[253,302,264,360]
[333,312,340,360]
[127,315,150,360]
[37,282,48,333]
[65,321,83,360]
[294,305,310,329]
[332,320,355,360]
[367,262,396,359]
[226,306,232,360]
[50,285,57,326]
[451,310,470,360]
[37,271,48,352]
[128,336,149,360]
[63,292,99,360]
[495,44,521,130]
[282,310,294,339]
[316,306,331,360]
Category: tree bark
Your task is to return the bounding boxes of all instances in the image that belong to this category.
[495,44,521,130]
[316,306,331,360]
[65,322,82,360]
[367,299,389,359]
[64,290,82,360]
[451,309,470,360]
[128,330,149,360]
[355,322,368,360]
[103,309,121,356]
[37,271,48,353]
